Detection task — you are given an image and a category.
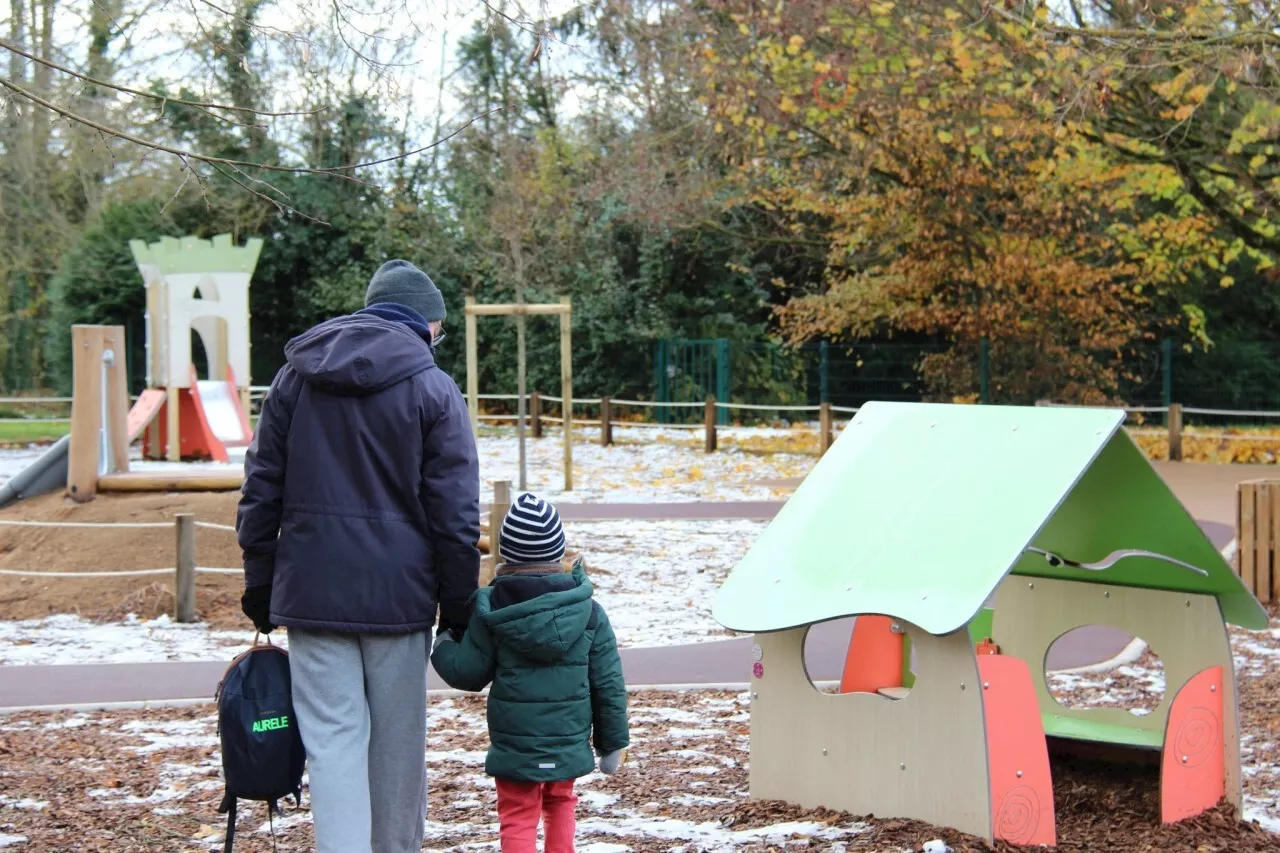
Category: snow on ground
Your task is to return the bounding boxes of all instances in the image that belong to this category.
[0,613,272,666]
[579,519,760,647]
[0,692,884,851]
[0,518,763,664]
[1,424,814,499]
[0,447,45,486]
[476,425,812,502]
[2,685,1278,850]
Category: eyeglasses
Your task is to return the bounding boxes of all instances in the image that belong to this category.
[431,328,447,346]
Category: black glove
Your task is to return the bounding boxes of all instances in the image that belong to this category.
[241,585,276,634]
[439,621,466,642]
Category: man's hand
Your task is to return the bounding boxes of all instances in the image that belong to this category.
[438,615,468,643]
[240,585,276,634]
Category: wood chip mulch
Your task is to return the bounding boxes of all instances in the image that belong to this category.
[1,677,1279,852]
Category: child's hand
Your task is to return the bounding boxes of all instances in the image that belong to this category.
[432,632,456,652]
[597,749,626,775]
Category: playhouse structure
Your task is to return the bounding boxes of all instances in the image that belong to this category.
[0,235,260,508]
[129,234,261,463]
[713,402,1267,846]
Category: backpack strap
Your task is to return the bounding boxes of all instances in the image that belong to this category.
[221,798,236,853]
[587,601,601,632]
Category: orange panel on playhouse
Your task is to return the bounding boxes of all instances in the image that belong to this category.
[839,615,905,695]
[1161,666,1225,824]
[977,654,1056,847]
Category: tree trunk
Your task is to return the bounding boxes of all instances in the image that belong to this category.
[513,234,528,491]
[29,0,54,160]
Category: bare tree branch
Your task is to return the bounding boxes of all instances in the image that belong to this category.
[0,73,508,179]
[0,37,324,118]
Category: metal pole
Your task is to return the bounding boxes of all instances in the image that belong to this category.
[560,296,573,491]
[515,285,527,491]
[716,339,730,426]
[98,348,114,476]
[465,296,479,437]
[819,340,830,404]
[979,338,990,404]
[1161,337,1173,425]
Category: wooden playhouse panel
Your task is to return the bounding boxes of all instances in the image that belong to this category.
[992,576,1240,809]
[751,625,993,842]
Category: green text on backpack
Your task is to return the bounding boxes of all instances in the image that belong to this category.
[251,714,290,734]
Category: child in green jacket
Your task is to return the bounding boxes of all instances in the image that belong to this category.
[432,492,629,853]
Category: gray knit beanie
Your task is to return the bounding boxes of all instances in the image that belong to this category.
[364,260,446,323]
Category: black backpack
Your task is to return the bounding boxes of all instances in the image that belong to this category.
[215,640,306,852]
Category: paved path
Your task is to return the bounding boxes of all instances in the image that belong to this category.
[0,480,1238,710]
[0,616,1130,711]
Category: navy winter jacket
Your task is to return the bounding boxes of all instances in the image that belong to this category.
[236,308,481,634]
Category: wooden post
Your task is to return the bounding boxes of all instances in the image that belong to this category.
[482,480,514,587]
[493,479,513,531]
[165,386,181,462]
[600,396,613,447]
[68,326,105,501]
[465,295,479,437]
[560,296,573,491]
[175,513,197,623]
[1168,403,1183,462]
[705,397,718,453]
[819,402,833,455]
[68,326,128,500]
[530,392,543,439]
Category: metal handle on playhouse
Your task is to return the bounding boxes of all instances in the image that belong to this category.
[1026,546,1209,577]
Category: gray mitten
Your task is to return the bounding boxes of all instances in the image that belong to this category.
[432,632,455,652]
[597,749,627,775]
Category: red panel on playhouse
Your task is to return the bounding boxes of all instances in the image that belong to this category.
[1161,665,1225,824]
[839,615,905,695]
[978,654,1057,847]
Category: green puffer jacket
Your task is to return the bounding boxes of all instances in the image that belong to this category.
[431,561,629,782]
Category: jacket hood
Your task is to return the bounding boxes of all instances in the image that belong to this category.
[479,563,594,663]
[284,314,435,396]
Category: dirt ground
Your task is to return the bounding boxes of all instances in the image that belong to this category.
[1,685,1278,852]
[0,491,248,629]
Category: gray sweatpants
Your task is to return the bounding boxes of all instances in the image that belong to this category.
[288,629,429,853]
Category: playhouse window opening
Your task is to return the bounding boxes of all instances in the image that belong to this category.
[1045,627,1165,716]
[190,329,210,380]
[803,616,913,699]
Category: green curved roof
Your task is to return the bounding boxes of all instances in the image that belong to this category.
[712,402,1266,636]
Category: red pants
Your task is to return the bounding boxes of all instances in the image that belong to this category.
[495,778,577,852]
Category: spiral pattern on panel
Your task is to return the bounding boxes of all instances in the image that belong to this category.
[1172,707,1219,769]
[995,786,1041,845]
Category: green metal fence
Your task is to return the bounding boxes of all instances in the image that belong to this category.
[654,337,1280,420]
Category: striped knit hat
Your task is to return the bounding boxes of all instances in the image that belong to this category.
[499,493,566,565]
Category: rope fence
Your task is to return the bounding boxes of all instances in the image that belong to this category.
[464,394,1280,462]
[0,514,239,620]
[0,566,241,578]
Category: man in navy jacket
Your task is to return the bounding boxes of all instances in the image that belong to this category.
[237,259,480,853]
